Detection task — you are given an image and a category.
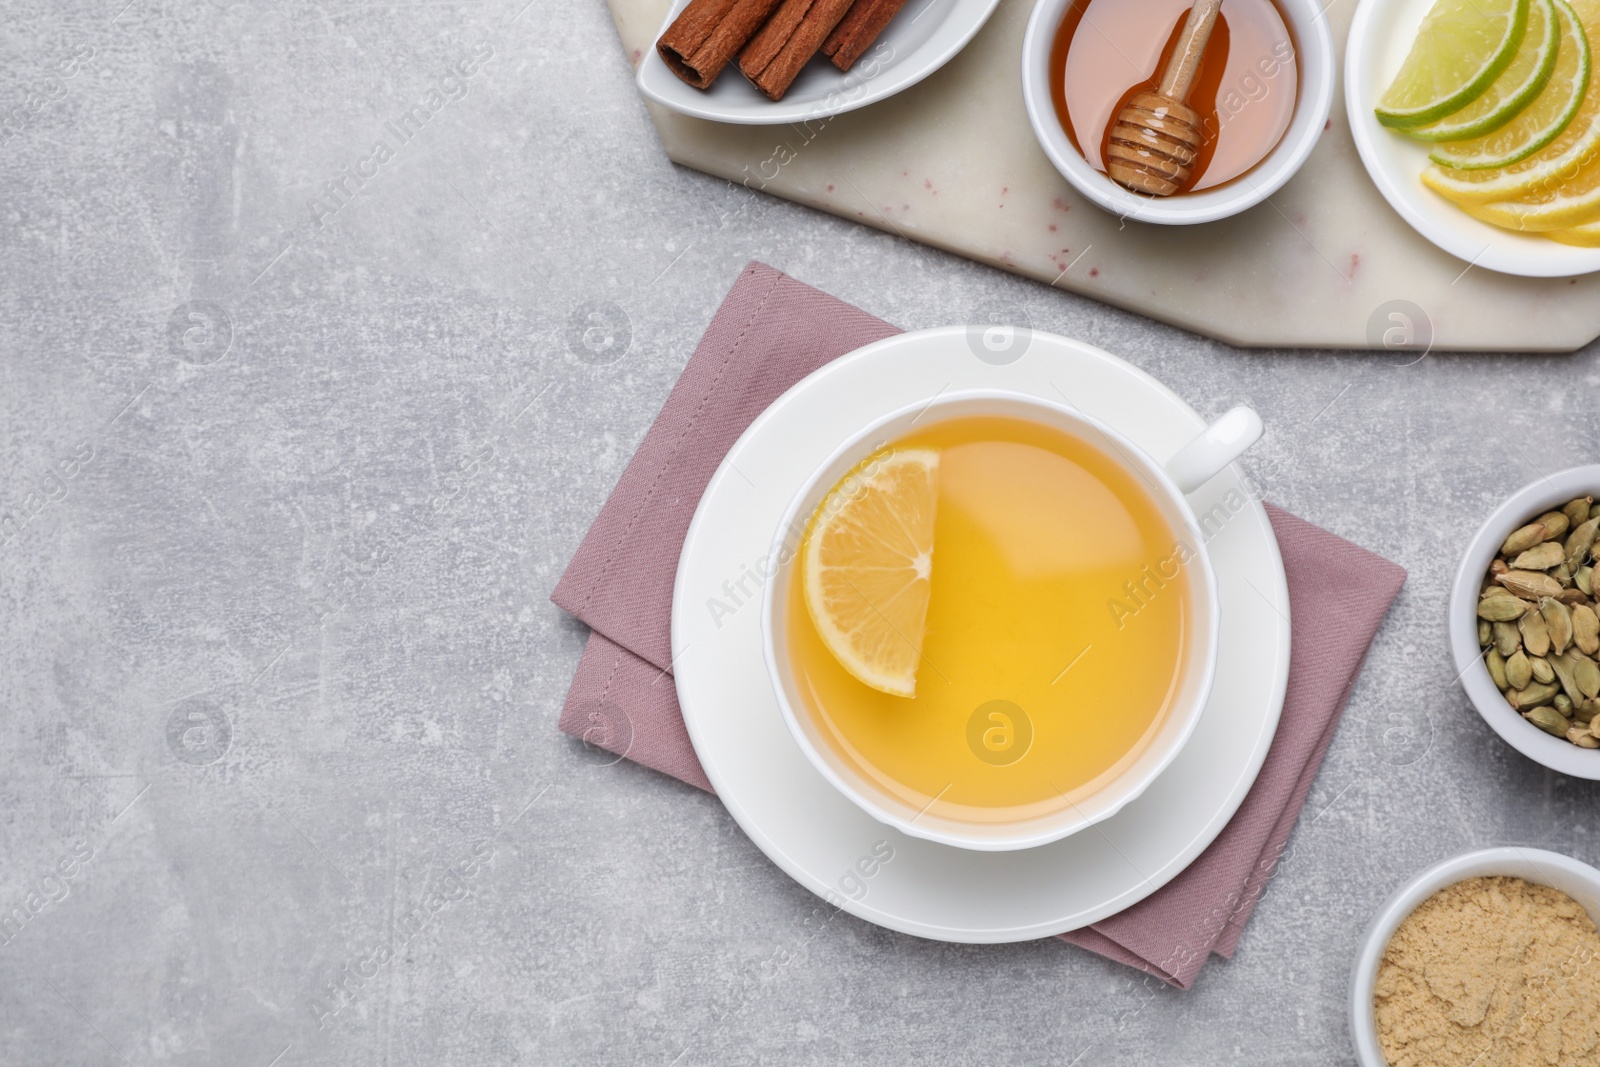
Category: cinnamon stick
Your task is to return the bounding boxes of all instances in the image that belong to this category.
[821,0,907,71]
[657,0,784,89]
[738,0,856,100]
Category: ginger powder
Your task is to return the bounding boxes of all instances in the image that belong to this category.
[1375,876,1600,1067]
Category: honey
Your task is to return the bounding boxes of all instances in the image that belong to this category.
[785,416,1193,824]
[1050,0,1299,194]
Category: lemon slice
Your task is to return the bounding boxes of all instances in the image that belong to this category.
[1410,0,1560,143]
[1429,0,1588,167]
[802,449,938,697]
[1548,216,1600,240]
[1454,147,1600,226]
[1377,0,1530,128]
[1423,0,1600,197]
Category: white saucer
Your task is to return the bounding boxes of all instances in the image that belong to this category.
[636,0,1000,126]
[671,327,1291,943]
[1345,0,1600,278]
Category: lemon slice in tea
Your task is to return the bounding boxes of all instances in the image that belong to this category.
[802,449,938,698]
[1409,0,1560,143]
[1376,0,1530,129]
[1424,0,1600,197]
[1429,0,1589,167]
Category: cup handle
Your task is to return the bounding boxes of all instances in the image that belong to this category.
[1163,406,1263,495]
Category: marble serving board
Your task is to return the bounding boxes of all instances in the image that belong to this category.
[606,0,1600,350]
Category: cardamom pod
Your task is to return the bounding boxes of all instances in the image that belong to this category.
[1495,621,1523,657]
[1502,522,1549,556]
[1557,588,1590,605]
[1574,730,1600,749]
[1551,651,1584,702]
[1526,705,1571,735]
[1506,649,1533,689]
[1576,656,1600,699]
[1520,608,1552,657]
[1538,511,1572,542]
[1567,517,1600,571]
[1592,503,1600,522]
[1491,558,1509,576]
[1543,597,1575,654]
[1579,565,1594,597]
[1479,619,1493,646]
[1499,570,1566,599]
[1574,698,1599,724]
[1513,542,1566,570]
[1556,693,1574,714]
[1479,597,1530,622]
[1509,681,1561,710]
[1486,648,1508,689]
[1531,656,1556,684]
[1566,498,1596,528]
[1573,604,1600,656]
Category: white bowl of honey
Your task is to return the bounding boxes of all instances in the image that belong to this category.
[1020,0,1334,224]
[760,388,1263,851]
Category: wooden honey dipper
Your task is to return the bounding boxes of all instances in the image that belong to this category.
[1106,0,1223,197]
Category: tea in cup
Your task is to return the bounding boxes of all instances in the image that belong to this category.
[763,391,1262,850]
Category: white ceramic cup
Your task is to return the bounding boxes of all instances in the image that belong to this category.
[761,389,1264,851]
[1449,466,1600,780]
[1349,847,1600,1067]
[1019,0,1335,225]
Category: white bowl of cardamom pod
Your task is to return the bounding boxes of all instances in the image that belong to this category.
[1450,466,1600,780]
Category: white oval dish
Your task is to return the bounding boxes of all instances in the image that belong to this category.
[636,0,1001,125]
[1345,0,1600,277]
[1349,847,1600,1067]
[671,326,1290,941]
[1019,0,1334,225]
[1448,465,1600,779]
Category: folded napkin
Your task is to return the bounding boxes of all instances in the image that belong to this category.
[552,262,1406,988]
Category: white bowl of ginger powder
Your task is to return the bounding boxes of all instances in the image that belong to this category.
[1350,848,1600,1067]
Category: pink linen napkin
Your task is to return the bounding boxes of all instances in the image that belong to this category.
[551,262,1406,988]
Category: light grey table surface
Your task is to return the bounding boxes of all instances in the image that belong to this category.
[3,1,1599,1064]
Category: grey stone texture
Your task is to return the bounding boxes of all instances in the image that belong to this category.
[2,0,1599,1064]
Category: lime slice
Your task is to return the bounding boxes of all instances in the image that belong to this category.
[1377,0,1530,128]
[1429,0,1590,168]
[1423,0,1600,199]
[1409,0,1560,142]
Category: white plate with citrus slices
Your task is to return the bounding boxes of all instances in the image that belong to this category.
[670,328,1290,942]
[1347,0,1600,275]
